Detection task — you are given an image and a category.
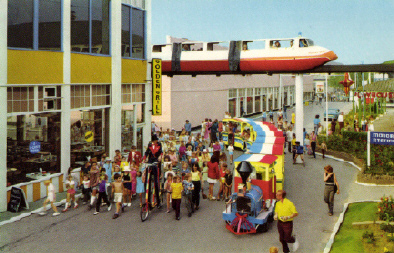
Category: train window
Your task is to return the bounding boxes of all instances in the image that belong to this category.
[247,40,266,50]
[182,43,203,51]
[207,42,228,51]
[270,40,292,48]
[152,45,163,52]
[306,39,314,46]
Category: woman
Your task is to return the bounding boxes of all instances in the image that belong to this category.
[314,114,320,135]
[310,130,317,159]
[207,155,220,200]
[323,165,339,216]
[203,118,210,142]
[191,163,203,210]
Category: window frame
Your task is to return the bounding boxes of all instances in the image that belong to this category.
[8,0,63,52]
[71,0,111,56]
[121,4,146,60]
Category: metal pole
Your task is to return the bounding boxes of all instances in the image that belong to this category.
[295,74,304,146]
[362,70,365,121]
[367,130,370,168]
[325,74,328,138]
[279,74,283,110]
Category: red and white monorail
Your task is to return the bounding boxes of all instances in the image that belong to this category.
[152,37,337,73]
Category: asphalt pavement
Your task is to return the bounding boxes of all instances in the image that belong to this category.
[1,102,393,253]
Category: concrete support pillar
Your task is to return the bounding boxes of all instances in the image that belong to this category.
[109,1,122,156]
[61,0,71,174]
[295,74,304,146]
[143,0,152,147]
[0,0,7,212]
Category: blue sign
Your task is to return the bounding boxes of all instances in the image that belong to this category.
[370,132,394,145]
[29,141,41,154]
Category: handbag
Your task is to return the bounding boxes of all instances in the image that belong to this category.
[334,184,338,194]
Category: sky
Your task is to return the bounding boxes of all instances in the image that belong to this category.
[151,0,394,65]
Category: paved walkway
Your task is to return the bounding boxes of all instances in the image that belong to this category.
[373,107,394,132]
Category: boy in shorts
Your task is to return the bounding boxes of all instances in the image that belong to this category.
[40,180,60,216]
[111,173,124,219]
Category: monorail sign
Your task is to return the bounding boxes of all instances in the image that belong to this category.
[354,91,394,99]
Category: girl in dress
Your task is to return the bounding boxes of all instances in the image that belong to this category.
[63,174,78,212]
[136,171,145,207]
[130,162,138,197]
[164,173,174,213]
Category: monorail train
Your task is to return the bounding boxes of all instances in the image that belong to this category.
[222,119,285,235]
[152,37,337,73]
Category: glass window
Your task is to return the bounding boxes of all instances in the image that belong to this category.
[71,0,110,55]
[131,8,145,59]
[228,98,236,118]
[8,0,34,48]
[132,84,145,103]
[7,113,61,185]
[91,0,110,54]
[39,0,61,50]
[7,87,35,113]
[136,103,145,123]
[121,105,134,151]
[122,5,131,57]
[71,0,89,52]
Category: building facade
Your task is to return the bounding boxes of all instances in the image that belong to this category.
[1,0,152,211]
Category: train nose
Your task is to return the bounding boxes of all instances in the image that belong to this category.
[324,50,338,61]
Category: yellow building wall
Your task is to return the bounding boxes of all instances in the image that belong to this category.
[8,50,63,84]
[122,59,147,83]
[71,53,112,83]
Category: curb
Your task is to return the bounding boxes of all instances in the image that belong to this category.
[323,199,380,253]
[0,193,82,227]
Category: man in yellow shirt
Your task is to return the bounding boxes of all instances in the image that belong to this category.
[274,190,299,253]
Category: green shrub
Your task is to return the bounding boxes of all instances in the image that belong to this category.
[362,230,375,243]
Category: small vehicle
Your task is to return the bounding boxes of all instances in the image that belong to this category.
[140,162,164,222]
[324,108,340,121]
[223,161,276,234]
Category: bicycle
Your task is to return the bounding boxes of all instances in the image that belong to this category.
[140,162,164,222]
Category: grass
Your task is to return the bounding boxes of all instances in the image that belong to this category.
[331,202,378,253]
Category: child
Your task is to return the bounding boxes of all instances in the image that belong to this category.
[112,164,121,181]
[164,173,174,213]
[111,173,124,219]
[120,156,129,171]
[227,143,234,165]
[164,164,176,180]
[182,173,195,217]
[94,174,112,215]
[186,145,193,159]
[103,157,112,183]
[188,151,199,165]
[321,141,328,159]
[99,156,106,169]
[224,168,233,201]
[171,175,183,220]
[81,174,91,204]
[219,139,224,151]
[202,162,208,184]
[293,141,305,165]
[40,180,60,216]
[122,166,132,207]
[180,162,190,180]
[136,171,145,207]
[217,163,227,201]
[130,164,137,197]
[62,174,78,212]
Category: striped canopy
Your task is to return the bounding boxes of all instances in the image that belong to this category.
[234,154,278,165]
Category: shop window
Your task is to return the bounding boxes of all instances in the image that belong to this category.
[92,84,110,106]
[70,109,107,167]
[38,86,61,112]
[122,84,132,104]
[7,113,61,185]
[71,0,110,55]
[121,105,134,151]
[7,87,35,113]
[255,96,261,113]
[228,98,236,118]
[228,89,237,99]
[71,85,91,109]
[132,84,145,102]
[122,5,146,59]
[136,104,145,123]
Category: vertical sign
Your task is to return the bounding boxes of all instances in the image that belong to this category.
[152,59,162,115]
